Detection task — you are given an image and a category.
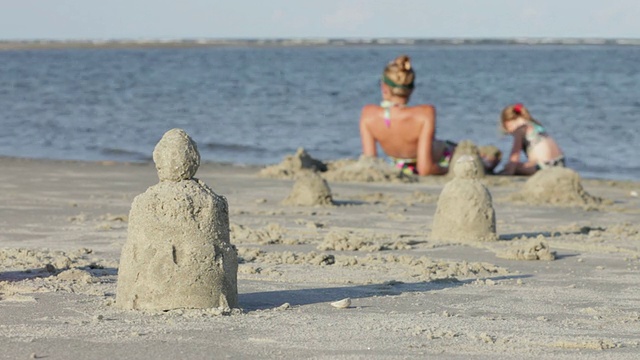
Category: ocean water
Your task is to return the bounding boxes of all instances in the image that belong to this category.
[0,44,638,180]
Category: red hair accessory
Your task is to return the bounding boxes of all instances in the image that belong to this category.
[513,103,523,114]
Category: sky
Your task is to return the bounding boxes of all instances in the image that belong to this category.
[1,0,639,40]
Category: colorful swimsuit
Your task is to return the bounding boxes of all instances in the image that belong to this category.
[522,122,566,170]
[391,141,457,175]
[381,101,456,175]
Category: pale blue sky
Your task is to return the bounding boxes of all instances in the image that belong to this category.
[1,0,639,40]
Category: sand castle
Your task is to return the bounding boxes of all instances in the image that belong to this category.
[116,129,238,311]
[431,155,497,242]
[511,167,605,207]
[259,147,327,179]
[282,171,334,206]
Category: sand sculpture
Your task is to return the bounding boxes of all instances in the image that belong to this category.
[116,128,238,311]
[431,155,497,242]
[282,171,334,206]
[259,147,327,179]
[512,167,605,207]
[448,140,486,178]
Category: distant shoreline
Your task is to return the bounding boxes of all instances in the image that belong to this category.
[1,37,640,50]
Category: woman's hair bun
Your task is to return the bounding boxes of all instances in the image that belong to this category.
[395,55,412,71]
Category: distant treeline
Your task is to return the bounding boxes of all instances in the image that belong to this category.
[1,37,639,50]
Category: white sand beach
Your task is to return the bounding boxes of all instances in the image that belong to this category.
[1,155,639,359]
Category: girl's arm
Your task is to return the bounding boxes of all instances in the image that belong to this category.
[416,106,447,175]
[359,107,377,157]
[500,126,526,175]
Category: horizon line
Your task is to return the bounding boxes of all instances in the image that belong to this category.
[1,37,639,50]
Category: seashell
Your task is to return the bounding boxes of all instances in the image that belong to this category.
[330,298,351,309]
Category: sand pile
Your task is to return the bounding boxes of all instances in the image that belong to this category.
[496,240,556,261]
[323,155,416,183]
[259,148,327,179]
[432,156,497,242]
[230,223,304,245]
[317,230,412,252]
[282,171,333,206]
[116,129,238,311]
[0,248,116,298]
[448,140,486,178]
[0,247,95,273]
[236,247,508,282]
[510,167,605,207]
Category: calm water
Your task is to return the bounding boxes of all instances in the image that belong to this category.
[1,45,639,180]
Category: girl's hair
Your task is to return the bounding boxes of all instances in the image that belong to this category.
[500,103,543,132]
[382,55,415,98]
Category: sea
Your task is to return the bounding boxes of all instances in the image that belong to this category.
[1,42,639,181]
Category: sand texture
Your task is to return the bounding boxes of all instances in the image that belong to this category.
[1,156,640,359]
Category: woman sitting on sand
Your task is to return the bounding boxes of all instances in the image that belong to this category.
[498,103,565,175]
[359,55,453,176]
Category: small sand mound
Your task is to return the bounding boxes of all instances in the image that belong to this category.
[448,140,486,178]
[56,268,96,283]
[317,231,384,252]
[496,240,556,261]
[323,155,416,183]
[432,156,497,242]
[282,171,333,206]
[510,167,605,207]
[259,148,328,179]
[0,248,94,272]
[230,223,300,245]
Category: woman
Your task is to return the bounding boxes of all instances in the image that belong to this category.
[359,55,454,176]
[498,103,565,175]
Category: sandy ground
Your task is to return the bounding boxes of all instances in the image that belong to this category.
[1,156,639,359]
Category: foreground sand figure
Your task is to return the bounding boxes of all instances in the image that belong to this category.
[116,128,238,310]
[431,155,497,242]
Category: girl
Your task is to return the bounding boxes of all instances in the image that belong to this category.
[499,103,565,175]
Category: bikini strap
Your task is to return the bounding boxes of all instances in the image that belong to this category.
[380,101,393,127]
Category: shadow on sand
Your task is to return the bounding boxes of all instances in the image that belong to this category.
[240,274,531,311]
[0,266,118,283]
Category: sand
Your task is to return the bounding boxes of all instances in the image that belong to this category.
[1,156,640,359]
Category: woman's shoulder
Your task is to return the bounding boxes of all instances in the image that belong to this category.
[360,104,382,120]
[406,104,436,118]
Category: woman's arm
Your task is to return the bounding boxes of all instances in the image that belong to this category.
[500,126,526,175]
[416,106,447,175]
[359,107,377,157]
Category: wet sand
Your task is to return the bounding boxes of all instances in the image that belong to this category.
[1,156,639,359]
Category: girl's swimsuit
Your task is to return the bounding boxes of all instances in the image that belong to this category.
[522,122,566,170]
